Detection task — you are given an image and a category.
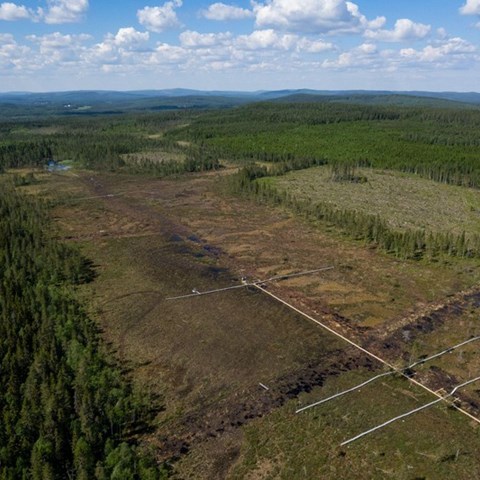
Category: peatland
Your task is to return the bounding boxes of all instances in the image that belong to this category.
[1,96,480,479]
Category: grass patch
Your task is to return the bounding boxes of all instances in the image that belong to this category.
[269,166,480,237]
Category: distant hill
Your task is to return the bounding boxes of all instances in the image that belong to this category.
[0,91,253,117]
[254,89,480,105]
[0,88,479,118]
[401,91,480,105]
[271,93,476,108]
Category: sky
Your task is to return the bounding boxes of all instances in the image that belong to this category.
[1,0,480,92]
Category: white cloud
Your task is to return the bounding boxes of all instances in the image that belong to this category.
[149,42,188,64]
[202,2,253,21]
[346,2,385,30]
[87,41,118,64]
[437,27,447,39]
[400,37,477,63]
[113,27,149,47]
[322,35,479,73]
[137,0,182,33]
[43,0,89,24]
[2,3,478,91]
[237,29,297,49]
[27,31,90,49]
[235,29,335,53]
[0,23,337,81]
[357,42,376,54]
[0,2,32,20]
[26,32,91,65]
[0,32,14,42]
[0,0,89,23]
[322,42,379,69]
[179,30,232,47]
[178,28,334,56]
[209,60,236,70]
[460,0,480,15]
[0,33,31,71]
[252,0,384,34]
[296,37,334,52]
[85,28,150,66]
[365,19,431,42]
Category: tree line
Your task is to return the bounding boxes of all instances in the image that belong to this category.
[168,102,480,189]
[227,164,480,260]
[0,185,168,479]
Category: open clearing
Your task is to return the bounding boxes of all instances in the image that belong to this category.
[229,373,480,480]
[25,167,480,479]
[268,166,480,235]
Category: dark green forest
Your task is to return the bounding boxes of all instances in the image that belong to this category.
[3,102,480,187]
[0,185,166,479]
[168,102,480,188]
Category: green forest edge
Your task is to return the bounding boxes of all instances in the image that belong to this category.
[225,160,480,261]
[158,102,480,261]
[171,102,480,190]
[0,184,170,478]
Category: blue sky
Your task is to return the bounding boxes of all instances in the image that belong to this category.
[1,0,480,92]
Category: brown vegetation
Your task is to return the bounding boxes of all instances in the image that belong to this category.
[27,167,480,479]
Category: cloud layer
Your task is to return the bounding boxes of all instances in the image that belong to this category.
[0,0,479,90]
